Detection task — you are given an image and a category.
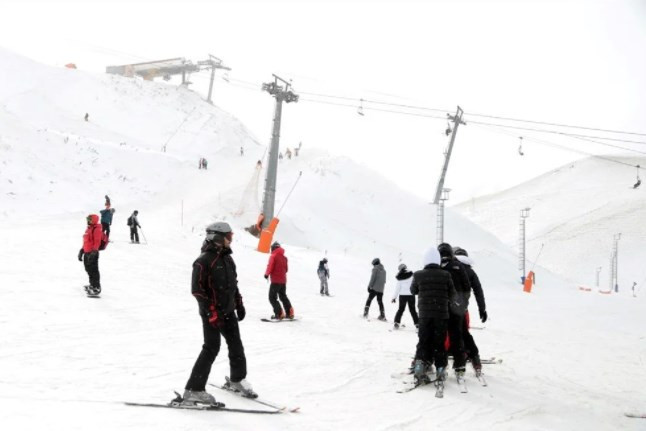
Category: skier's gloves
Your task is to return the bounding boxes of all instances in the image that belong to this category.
[207,304,219,327]
[479,310,488,323]
[264,274,269,280]
[236,304,246,321]
[78,248,84,261]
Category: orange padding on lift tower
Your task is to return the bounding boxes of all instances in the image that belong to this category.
[523,271,534,293]
[257,218,280,253]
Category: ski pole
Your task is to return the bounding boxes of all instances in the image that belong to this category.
[140,228,148,245]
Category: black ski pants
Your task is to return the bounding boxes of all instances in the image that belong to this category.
[185,313,247,391]
[101,222,110,237]
[448,312,467,370]
[83,252,100,288]
[365,290,384,313]
[130,226,139,243]
[269,283,292,317]
[394,295,418,325]
[463,312,480,359]
[415,317,448,368]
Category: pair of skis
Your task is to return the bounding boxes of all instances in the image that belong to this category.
[125,379,300,414]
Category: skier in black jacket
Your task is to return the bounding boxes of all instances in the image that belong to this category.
[183,222,254,406]
[454,247,487,373]
[438,242,471,377]
[411,247,457,382]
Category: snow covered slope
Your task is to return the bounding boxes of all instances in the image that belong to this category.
[454,156,646,291]
[1,48,645,431]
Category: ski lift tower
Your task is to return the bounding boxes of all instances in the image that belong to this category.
[610,233,621,292]
[436,188,451,245]
[197,54,231,104]
[519,208,531,283]
[260,74,299,228]
[433,106,465,204]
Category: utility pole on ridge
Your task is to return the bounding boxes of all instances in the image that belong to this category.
[261,74,299,228]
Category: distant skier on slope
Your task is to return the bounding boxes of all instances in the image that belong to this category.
[183,222,254,405]
[99,203,115,237]
[391,263,419,330]
[363,258,387,320]
[127,210,141,244]
[454,247,487,374]
[438,242,471,379]
[78,214,103,295]
[411,247,457,383]
[264,242,294,320]
[317,258,330,296]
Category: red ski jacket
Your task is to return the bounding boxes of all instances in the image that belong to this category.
[265,246,288,284]
[83,214,102,253]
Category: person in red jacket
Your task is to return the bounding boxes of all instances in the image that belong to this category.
[264,241,294,320]
[78,214,103,295]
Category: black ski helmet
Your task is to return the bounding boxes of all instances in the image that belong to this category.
[398,263,407,271]
[372,258,380,265]
[322,258,328,263]
[437,242,453,258]
[205,221,233,244]
[271,241,281,251]
[454,247,468,257]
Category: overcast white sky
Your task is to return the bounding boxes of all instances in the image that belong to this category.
[1,0,645,203]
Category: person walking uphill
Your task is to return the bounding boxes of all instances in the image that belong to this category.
[364,258,387,320]
[391,263,419,330]
[127,210,141,243]
[410,247,457,385]
[264,242,294,320]
[317,258,330,296]
[78,214,103,295]
[183,222,255,406]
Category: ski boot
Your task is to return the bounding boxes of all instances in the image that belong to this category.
[271,310,285,320]
[377,310,387,322]
[471,355,483,377]
[225,377,258,398]
[286,307,295,320]
[363,306,369,318]
[413,360,430,385]
[181,389,219,406]
[434,367,446,398]
[393,322,400,330]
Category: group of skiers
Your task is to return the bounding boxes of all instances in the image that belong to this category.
[78,195,143,295]
[408,243,487,386]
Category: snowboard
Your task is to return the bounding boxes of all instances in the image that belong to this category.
[260,317,300,323]
[84,285,101,298]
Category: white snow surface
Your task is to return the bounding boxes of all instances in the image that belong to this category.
[1,47,645,431]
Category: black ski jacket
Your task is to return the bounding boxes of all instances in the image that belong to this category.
[441,257,471,316]
[411,263,457,320]
[191,241,241,318]
[463,264,486,314]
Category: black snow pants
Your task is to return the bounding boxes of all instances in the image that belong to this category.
[83,252,100,288]
[365,290,385,313]
[101,222,110,237]
[394,295,419,325]
[185,313,247,391]
[269,283,292,317]
[463,312,480,359]
[130,226,139,243]
[415,317,448,368]
[448,312,467,370]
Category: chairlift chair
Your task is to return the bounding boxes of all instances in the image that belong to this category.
[357,98,365,116]
[518,136,524,156]
[634,165,641,189]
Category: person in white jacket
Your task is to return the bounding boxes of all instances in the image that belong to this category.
[391,263,419,330]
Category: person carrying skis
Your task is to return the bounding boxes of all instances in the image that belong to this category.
[127,210,141,243]
[410,247,457,383]
[453,247,487,374]
[363,258,387,320]
[438,242,471,379]
[317,258,330,296]
[78,214,103,295]
[183,222,254,405]
[264,241,294,320]
[391,263,419,330]
[99,203,115,237]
